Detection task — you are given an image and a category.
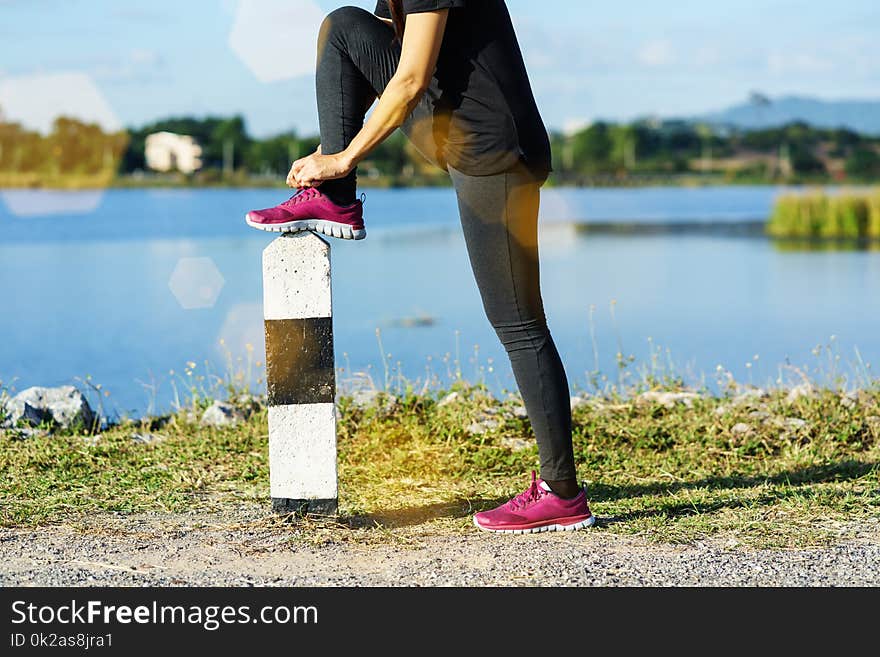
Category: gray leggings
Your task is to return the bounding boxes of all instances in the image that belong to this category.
[317,6,575,480]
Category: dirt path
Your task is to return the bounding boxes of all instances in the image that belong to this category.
[2,507,878,587]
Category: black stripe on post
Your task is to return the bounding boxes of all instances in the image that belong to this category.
[272,497,338,516]
[264,317,335,406]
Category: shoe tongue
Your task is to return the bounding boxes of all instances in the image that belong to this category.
[538,480,552,492]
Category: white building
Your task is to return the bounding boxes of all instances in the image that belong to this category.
[145,131,203,174]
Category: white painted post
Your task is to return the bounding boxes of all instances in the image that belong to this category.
[262,233,337,515]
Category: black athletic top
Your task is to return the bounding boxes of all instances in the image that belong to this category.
[374,0,552,180]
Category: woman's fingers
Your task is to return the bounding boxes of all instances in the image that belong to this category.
[286,153,336,188]
[287,159,307,187]
[295,157,317,187]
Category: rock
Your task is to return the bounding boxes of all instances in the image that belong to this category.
[130,432,165,444]
[748,410,771,421]
[144,414,174,431]
[731,423,752,435]
[570,395,618,413]
[570,395,589,411]
[466,418,500,435]
[637,391,701,409]
[509,405,528,419]
[437,392,461,408]
[731,388,768,406]
[200,400,245,427]
[4,386,95,431]
[233,393,264,416]
[785,383,815,404]
[5,427,51,440]
[350,389,398,412]
[840,390,867,409]
[11,403,43,427]
[714,405,728,416]
[501,436,532,451]
[783,417,808,430]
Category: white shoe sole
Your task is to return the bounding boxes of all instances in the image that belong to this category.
[246,215,366,241]
[472,514,596,534]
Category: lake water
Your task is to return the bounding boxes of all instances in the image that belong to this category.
[1,185,878,418]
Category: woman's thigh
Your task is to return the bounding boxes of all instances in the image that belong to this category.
[318,6,444,169]
[447,163,545,328]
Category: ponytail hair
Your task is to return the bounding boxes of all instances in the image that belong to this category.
[388,0,405,40]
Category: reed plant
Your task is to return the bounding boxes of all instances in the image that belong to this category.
[767,188,879,239]
[869,189,880,238]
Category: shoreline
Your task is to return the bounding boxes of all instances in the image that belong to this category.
[0,174,858,192]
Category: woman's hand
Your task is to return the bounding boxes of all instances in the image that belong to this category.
[293,11,447,185]
[286,145,352,188]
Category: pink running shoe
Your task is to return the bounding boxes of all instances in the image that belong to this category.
[473,471,596,534]
[245,187,366,240]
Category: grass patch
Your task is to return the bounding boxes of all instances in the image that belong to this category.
[767,188,880,240]
[2,383,879,549]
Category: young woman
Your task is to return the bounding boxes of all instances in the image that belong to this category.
[246,0,594,534]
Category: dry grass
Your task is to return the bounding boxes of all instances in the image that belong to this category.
[2,379,879,550]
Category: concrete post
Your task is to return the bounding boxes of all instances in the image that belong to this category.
[262,233,337,515]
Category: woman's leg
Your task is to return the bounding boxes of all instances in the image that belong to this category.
[317,8,576,487]
[449,163,579,494]
[315,6,441,205]
[314,7,395,205]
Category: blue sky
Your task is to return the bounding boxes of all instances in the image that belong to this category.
[1,0,878,136]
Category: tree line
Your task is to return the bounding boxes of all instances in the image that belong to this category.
[1,113,878,186]
[549,119,880,183]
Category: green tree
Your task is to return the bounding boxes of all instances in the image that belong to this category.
[788,143,825,175]
[245,132,300,176]
[845,147,880,179]
[610,124,637,170]
[210,116,250,173]
[571,122,612,174]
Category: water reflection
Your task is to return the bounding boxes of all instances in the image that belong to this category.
[771,238,880,252]
[1,187,878,416]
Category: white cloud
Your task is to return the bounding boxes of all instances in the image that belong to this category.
[637,40,676,68]
[693,46,721,69]
[89,49,164,82]
[228,0,326,83]
[768,52,834,76]
[0,72,121,134]
[129,49,161,66]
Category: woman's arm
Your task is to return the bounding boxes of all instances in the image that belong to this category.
[288,9,448,188]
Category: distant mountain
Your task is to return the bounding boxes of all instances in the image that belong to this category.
[696,96,880,135]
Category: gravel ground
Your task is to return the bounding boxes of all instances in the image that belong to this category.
[2,508,879,587]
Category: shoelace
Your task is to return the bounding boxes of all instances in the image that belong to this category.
[507,471,546,510]
[282,187,318,206]
[281,187,365,209]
